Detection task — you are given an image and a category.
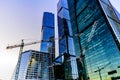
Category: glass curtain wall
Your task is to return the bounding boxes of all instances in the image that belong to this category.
[57,0,79,79]
[40,12,55,80]
[67,0,120,80]
[40,12,55,54]
[15,50,42,80]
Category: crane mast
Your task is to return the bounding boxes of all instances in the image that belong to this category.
[7,39,42,80]
[7,21,98,79]
[6,38,57,80]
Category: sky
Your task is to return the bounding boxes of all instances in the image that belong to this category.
[0,0,120,80]
[0,0,58,80]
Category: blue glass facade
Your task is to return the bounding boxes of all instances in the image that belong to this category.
[40,12,55,54]
[99,0,120,46]
[67,0,120,80]
[40,12,55,80]
[42,12,54,28]
[12,50,42,80]
[12,50,54,80]
[57,0,78,79]
[57,0,74,62]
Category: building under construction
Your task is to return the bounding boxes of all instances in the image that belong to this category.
[11,50,54,80]
[10,12,55,80]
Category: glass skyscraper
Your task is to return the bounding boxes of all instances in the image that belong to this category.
[67,0,120,80]
[12,12,55,80]
[40,12,55,54]
[57,0,78,79]
[40,12,55,80]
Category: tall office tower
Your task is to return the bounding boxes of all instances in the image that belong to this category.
[67,0,120,80]
[11,50,52,80]
[40,12,55,80]
[57,0,78,79]
[40,12,55,53]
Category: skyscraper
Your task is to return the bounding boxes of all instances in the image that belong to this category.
[40,12,55,80]
[67,0,120,80]
[40,12,55,54]
[57,0,78,79]
[12,12,55,80]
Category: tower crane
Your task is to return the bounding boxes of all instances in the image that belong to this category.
[6,37,61,50]
[7,36,63,80]
[6,39,39,56]
[6,38,59,80]
[94,62,111,80]
[8,20,98,80]
[6,39,44,80]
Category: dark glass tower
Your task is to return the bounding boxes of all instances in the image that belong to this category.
[67,0,120,80]
[40,12,55,80]
[40,12,55,53]
[57,0,78,79]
